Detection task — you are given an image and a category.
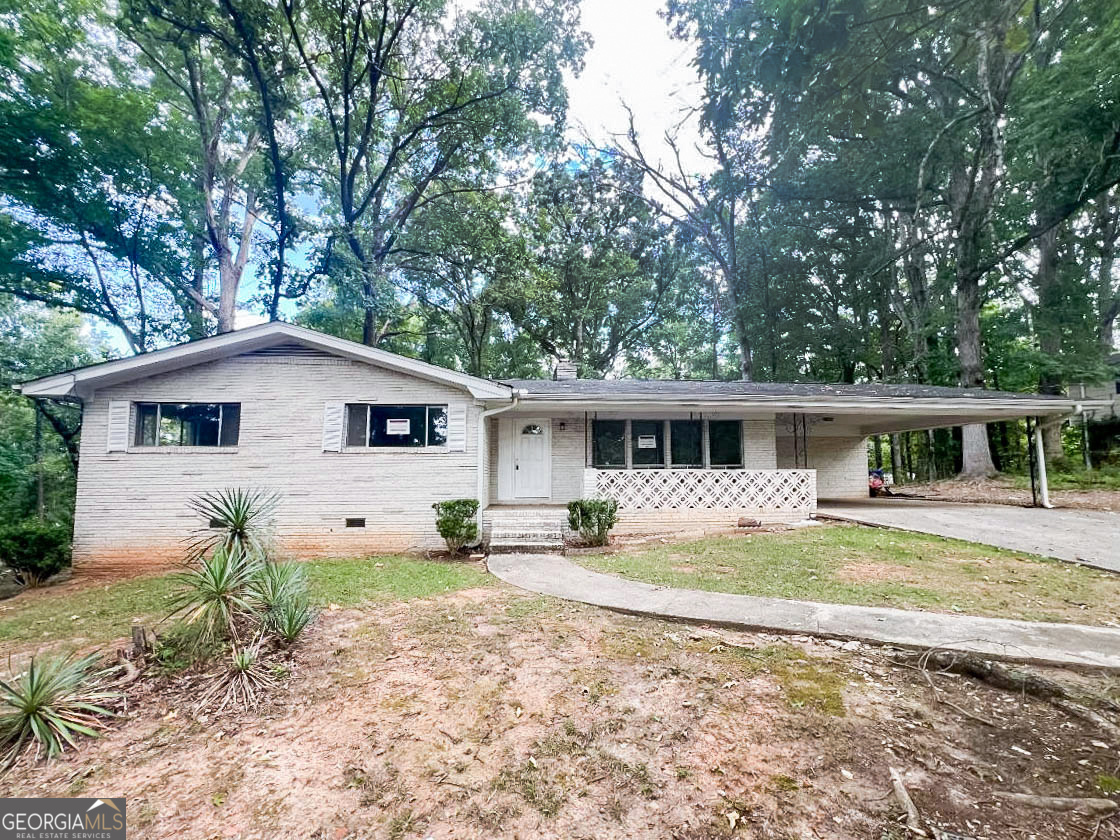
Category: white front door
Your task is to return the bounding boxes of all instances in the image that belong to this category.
[512,418,551,498]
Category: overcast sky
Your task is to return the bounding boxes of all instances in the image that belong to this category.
[564,0,706,168]
[222,0,707,331]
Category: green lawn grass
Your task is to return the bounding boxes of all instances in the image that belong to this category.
[1007,463,1120,491]
[0,555,491,650]
[306,555,491,606]
[577,523,1120,625]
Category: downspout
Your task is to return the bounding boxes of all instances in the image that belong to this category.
[477,390,523,538]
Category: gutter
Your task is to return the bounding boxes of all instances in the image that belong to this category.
[506,393,1091,414]
[476,390,524,535]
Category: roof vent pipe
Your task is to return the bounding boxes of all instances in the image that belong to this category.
[554,357,578,381]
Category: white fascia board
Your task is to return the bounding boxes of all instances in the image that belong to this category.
[16,322,514,401]
[513,395,1081,416]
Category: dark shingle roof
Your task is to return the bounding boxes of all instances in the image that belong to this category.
[500,378,1069,401]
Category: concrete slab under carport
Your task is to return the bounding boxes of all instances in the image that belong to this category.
[816,498,1120,573]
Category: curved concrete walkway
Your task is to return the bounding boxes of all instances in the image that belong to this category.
[488,553,1120,670]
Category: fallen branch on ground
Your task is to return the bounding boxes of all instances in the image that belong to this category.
[897,649,1078,701]
[891,648,1120,738]
[994,792,1118,818]
[1049,699,1120,742]
[890,766,927,836]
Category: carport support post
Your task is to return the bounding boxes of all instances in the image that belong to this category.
[1033,419,1052,509]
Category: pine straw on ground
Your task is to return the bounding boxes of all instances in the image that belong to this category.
[5,586,1120,840]
[900,477,1120,512]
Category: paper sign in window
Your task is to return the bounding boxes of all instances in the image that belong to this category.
[637,435,657,449]
[385,418,411,435]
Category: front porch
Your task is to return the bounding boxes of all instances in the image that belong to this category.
[582,466,817,530]
[483,411,833,542]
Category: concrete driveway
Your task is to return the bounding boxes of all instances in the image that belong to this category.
[817,499,1120,573]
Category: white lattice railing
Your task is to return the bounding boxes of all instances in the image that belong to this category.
[584,468,816,513]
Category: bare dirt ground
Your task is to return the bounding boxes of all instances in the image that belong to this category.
[6,584,1120,839]
[894,477,1120,512]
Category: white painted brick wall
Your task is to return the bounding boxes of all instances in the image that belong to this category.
[776,433,868,500]
[74,354,482,574]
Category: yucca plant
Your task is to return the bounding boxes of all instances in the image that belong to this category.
[168,544,263,646]
[250,561,307,615]
[186,488,279,561]
[268,596,317,645]
[0,653,118,770]
[195,640,276,713]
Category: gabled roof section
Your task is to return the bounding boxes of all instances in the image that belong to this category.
[16,322,513,400]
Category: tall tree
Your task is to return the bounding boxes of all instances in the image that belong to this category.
[396,190,527,377]
[502,159,682,376]
[667,0,1120,474]
[281,0,586,346]
[120,1,268,334]
[0,1,199,350]
[0,297,105,525]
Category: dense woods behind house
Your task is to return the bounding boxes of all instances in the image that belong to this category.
[2,0,1120,529]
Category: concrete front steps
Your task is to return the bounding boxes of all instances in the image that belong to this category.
[485,505,567,553]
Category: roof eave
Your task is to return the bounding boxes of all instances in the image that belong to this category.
[512,392,1081,415]
[15,322,513,400]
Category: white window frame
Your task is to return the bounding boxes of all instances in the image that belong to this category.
[590,417,745,470]
[344,403,449,449]
[133,402,239,448]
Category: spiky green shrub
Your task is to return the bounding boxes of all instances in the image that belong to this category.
[0,653,118,769]
[186,488,279,561]
[249,561,307,615]
[567,499,619,546]
[0,522,71,587]
[168,544,263,646]
[432,499,479,553]
[268,596,317,645]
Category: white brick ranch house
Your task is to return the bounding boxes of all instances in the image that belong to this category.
[18,322,1083,575]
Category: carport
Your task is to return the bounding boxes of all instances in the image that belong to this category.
[826,391,1112,509]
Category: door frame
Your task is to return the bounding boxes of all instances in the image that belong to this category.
[497,417,552,501]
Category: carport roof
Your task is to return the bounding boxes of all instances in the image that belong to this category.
[498,377,1110,434]
[501,378,1069,402]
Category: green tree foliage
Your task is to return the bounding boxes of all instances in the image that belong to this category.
[0,1,203,351]
[660,0,1120,474]
[2,0,1119,492]
[281,0,587,347]
[503,158,685,376]
[0,297,105,528]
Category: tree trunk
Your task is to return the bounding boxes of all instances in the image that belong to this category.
[734,307,753,381]
[1034,224,1068,470]
[948,17,1019,480]
[34,403,44,520]
[1095,192,1119,351]
[187,233,208,340]
[926,429,936,482]
[890,433,904,485]
[902,432,912,483]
